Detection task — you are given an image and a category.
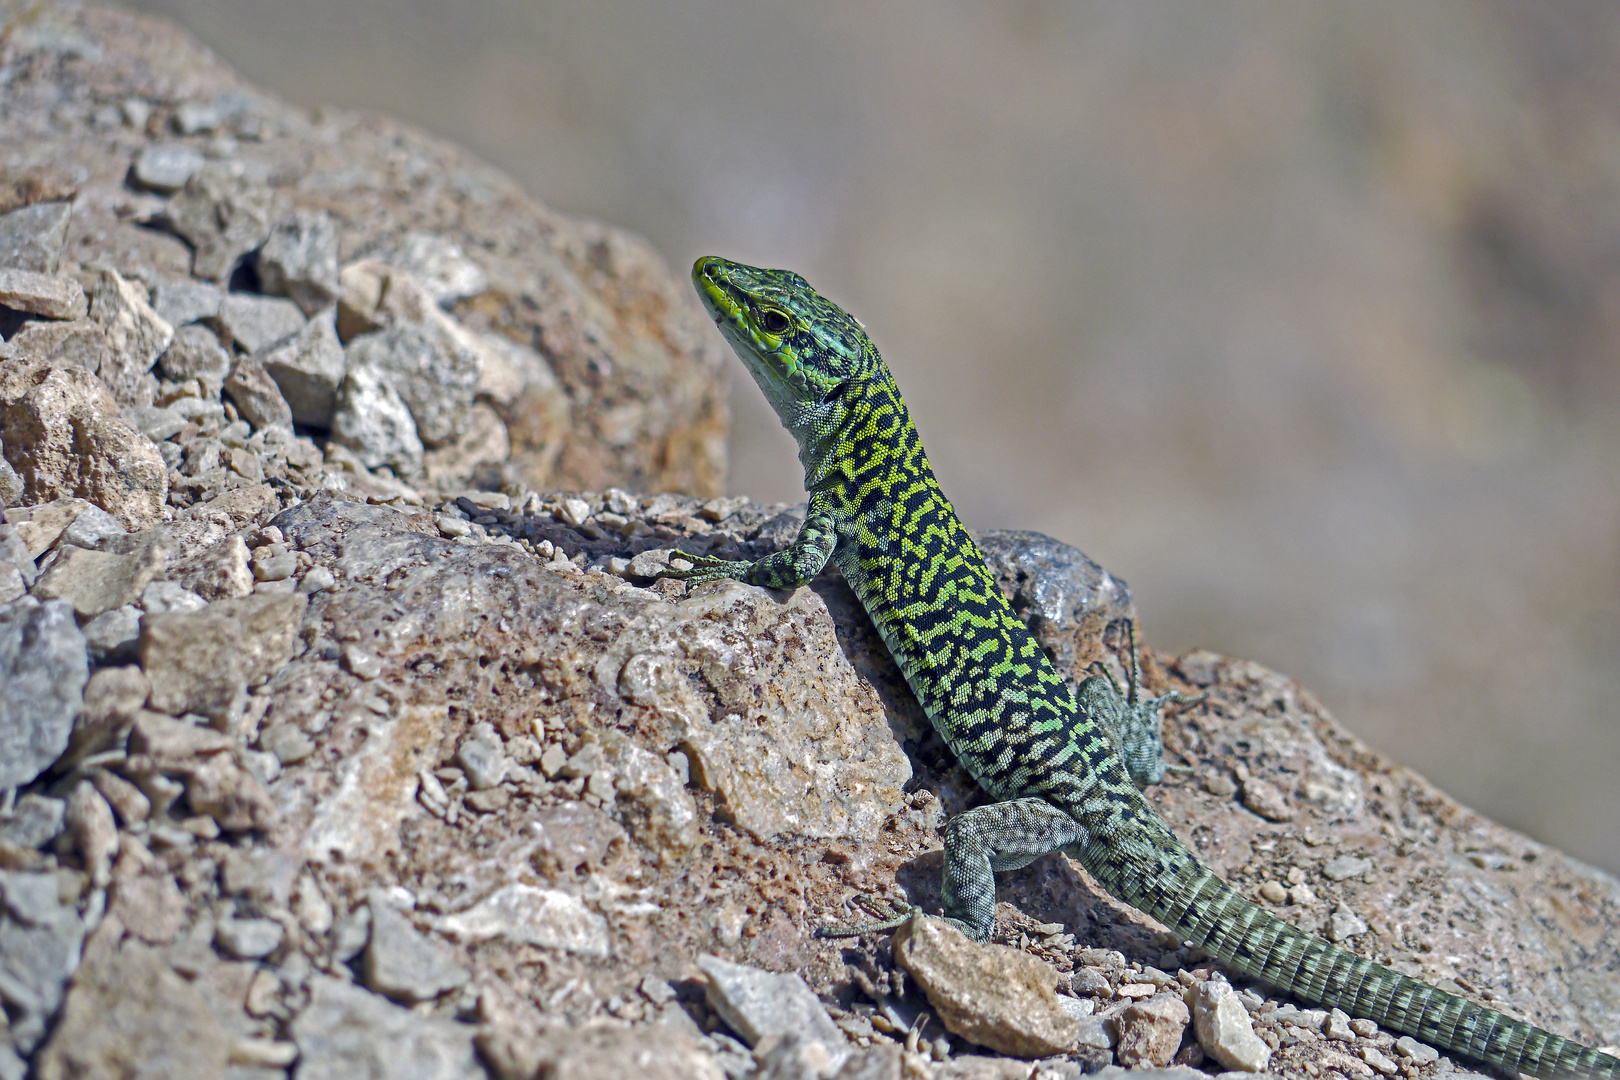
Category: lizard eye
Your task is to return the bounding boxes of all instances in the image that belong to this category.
[758,309,792,335]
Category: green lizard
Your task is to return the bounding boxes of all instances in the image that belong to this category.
[664,255,1620,1079]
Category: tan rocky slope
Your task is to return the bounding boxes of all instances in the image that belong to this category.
[1,5,1616,1080]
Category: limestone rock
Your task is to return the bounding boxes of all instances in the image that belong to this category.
[0,867,86,1055]
[1115,994,1193,1070]
[0,267,86,320]
[344,320,481,448]
[330,363,424,471]
[1190,980,1270,1072]
[697,954,847,1067]
[258,208,340,315]
[258,309,345,427]
[34,933,232,1080]
[130,143,204,194]
[216,291,305,354]
[223,355,294,431]
[0,201,72,274]
[32,542,166,619]
[291,976,483,1080]
[162,163,273,282]
[435,884,610,959]
[0,596,87,790]
[364,901,471,1003]
[139,590,307,719]
[156,323,232,395]
[148,277,222,328]
[0,361,168,527]
[86,266,173,407]
[6,318,110,374]
[892,916,1079,1058]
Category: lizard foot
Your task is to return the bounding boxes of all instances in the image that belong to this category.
[813,896,922,939]
[660,552,752,586]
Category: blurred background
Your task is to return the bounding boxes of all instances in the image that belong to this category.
[121,1,1620,875]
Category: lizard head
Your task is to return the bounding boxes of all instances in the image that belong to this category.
[692,256,875,433]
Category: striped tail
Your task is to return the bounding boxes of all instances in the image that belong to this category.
[1097,835,1620,1079]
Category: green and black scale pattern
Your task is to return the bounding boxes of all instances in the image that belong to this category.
[668,256,1619,1079]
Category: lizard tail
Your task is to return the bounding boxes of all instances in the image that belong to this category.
[1095,836,1620,1079]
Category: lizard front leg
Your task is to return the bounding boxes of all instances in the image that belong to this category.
[664,491,838,589]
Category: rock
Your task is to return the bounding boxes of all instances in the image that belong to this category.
[55,503,127,549]
[149,277,223,328]
[183,749,278,831]
[32,543,166,619]
[369,231,487,307]
[1240,776,1295,823]
[975,530,1136,676]
[455,721,506,789]
[34,933,232,1080]
[1114,993,1191,1069]
[110,870,186,944]
[258,209,340,315]
[329,363,424,472]
[252,543,297,582]
[1189,980,1270,1072]
[157,323,232,394]
[1393,1035,1440,1064]
[259,722,315,764]
[216,292,306,354]
[129,143,205,194]
[0,795,66,852]
[93,769,151,826]
[83,603,142,663]
[66,779,120,886]
[291,976,483,1080]
[224,355,294,431]
[63,665,149,768]
[421,401,511,489]
[0,867,86,1055]
[0,201,72,274]
[697,954,848,1068]
[363,901,471,1003]
[0,267,87,320]
[139,579,209,614]
[1325,1006,1356,1041]
[344,320,481,447]
[216,916,284,959]
[162,164,273,282]
[0,362,168,527]
[139,590,307,719]
[435,884,610,959]
[0,596,88,790]
[1322,855,1372,882]
[0,522,38,583]
[478,1020,725,1080]
[258,310,345,427]
[87,266,174,407]
[163,533,253,601]
[1328,906,1370,943]
[892,916,1078,1058]
[7,317,111,375]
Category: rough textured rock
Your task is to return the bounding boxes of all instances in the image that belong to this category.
[31,542,166,619]
[893,916,1080,1058]
[259,309,345,427]
[162,163,274,283]
[0,267,86,320]
[0,361,168,528]
[0,201,72,274]
[139,590,307,718]
[291,976,483,1080]
[0,596,88,790]
[1113,993,1190,1069]
[34,931,233,1080]
[86,266,173,407]
[223,355,294,431]
[258,208,340,316]
[698,954,848,1063]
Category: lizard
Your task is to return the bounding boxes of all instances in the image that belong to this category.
[662,254,1620,1079]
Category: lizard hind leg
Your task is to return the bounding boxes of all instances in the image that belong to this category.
[816,798,1088,942]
